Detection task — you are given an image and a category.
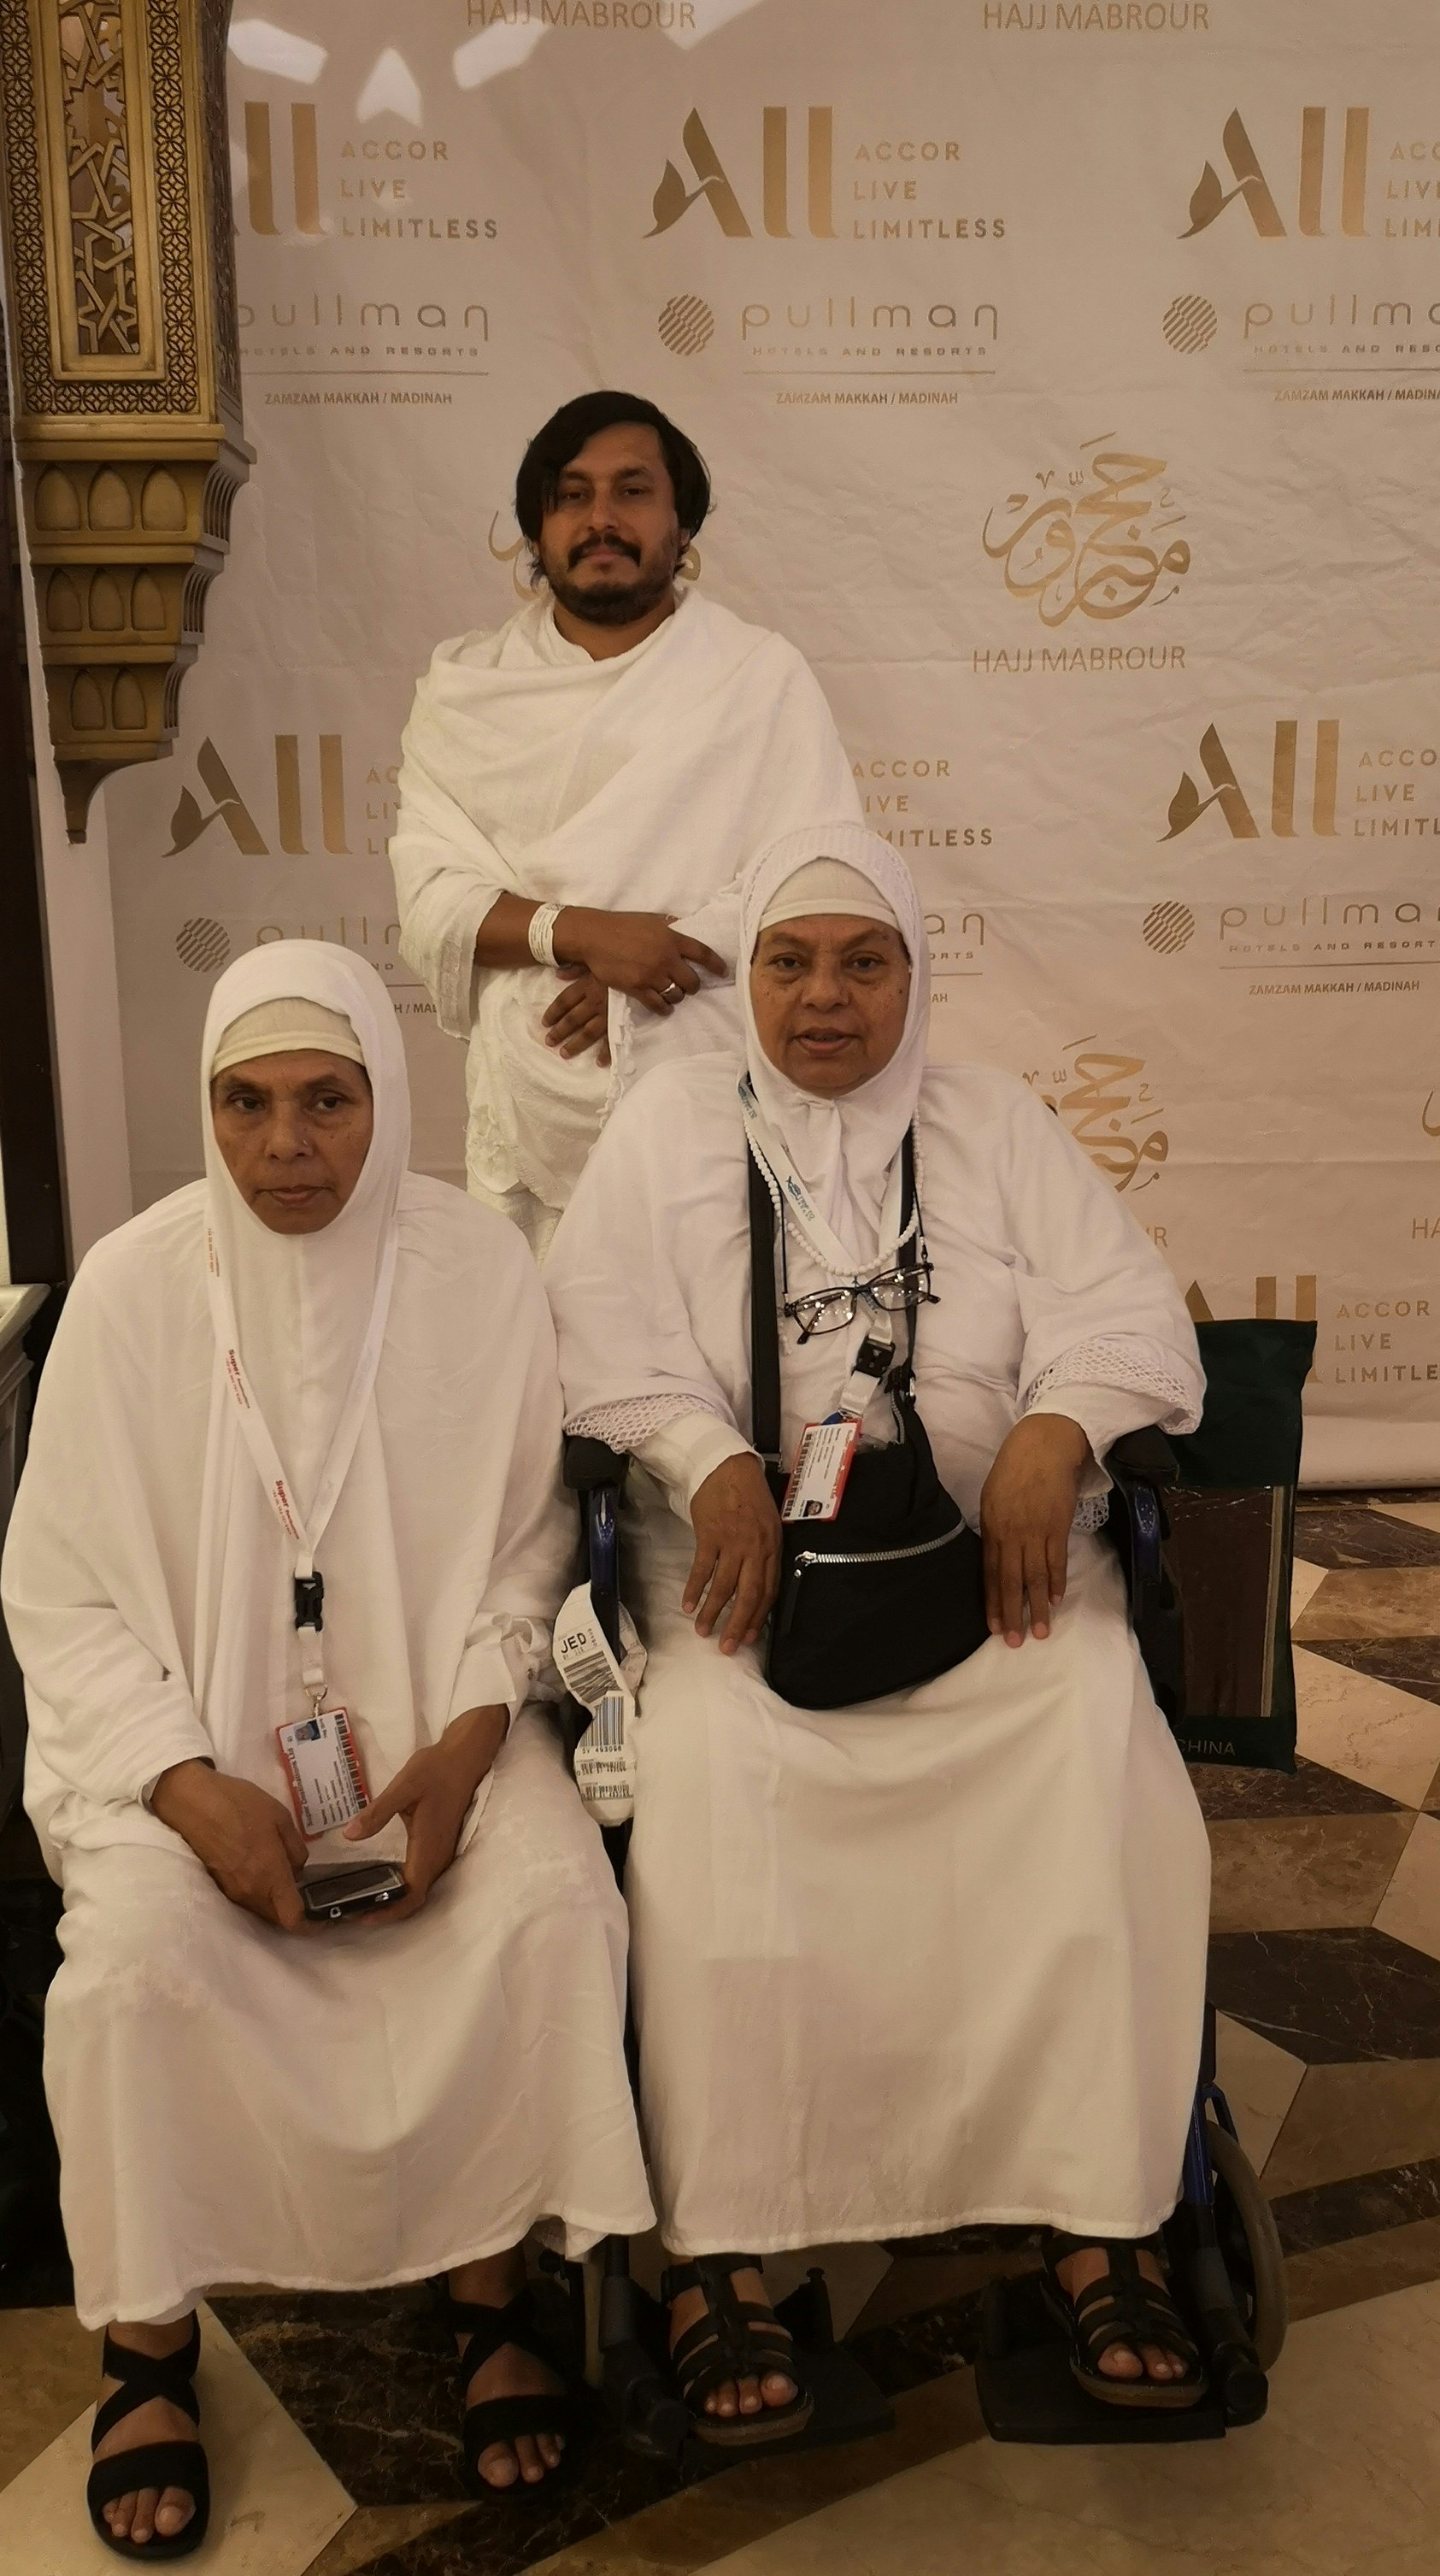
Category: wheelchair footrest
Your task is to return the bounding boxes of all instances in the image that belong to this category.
[976,2271,1235,2445]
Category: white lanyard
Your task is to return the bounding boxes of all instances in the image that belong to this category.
[740,1074,924,1424]
[738,1073,909,1279]
[204,1218,398,1710]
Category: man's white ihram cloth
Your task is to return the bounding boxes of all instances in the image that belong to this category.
[544,828,1213,2253]
[391,588,860,1237]
[3,941,651,2326]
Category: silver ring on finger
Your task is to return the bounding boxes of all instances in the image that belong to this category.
[664,981,684,1001]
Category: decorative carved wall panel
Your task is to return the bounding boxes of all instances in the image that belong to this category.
[0,0,250,836]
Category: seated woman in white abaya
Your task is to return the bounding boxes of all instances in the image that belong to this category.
[2,943,651,2557]
[544,825,1213,2447]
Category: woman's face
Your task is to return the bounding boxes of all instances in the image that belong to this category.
[749,915,911,1097]
[209,1050,373,1232]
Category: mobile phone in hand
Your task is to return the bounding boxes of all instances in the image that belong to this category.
[299,1861,406,1922]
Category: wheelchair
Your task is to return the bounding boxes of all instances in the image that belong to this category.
[555,1400,1290,2461]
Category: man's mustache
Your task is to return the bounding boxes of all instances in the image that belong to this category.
[569,535,642,568]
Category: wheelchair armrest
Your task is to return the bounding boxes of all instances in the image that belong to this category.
[1107,1425,1178,1487]
[563,1434,632,1493]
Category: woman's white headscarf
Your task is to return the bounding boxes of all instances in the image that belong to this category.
[740,822,929,1269]
[201,942,407,1526]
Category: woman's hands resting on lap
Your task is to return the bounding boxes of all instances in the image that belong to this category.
[151,1705,508,1932]
[685,1454,781,1654]
[979,1413,1093,1648]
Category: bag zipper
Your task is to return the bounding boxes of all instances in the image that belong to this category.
[791,1523,968,1573]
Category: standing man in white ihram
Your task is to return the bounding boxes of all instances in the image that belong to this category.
[390,390,861,1256]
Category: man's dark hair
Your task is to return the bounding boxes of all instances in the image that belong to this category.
[514,391,712,544]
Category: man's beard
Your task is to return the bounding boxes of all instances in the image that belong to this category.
[543,538,679,627]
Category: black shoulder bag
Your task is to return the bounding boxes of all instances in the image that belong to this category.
[749,1144,990,1710]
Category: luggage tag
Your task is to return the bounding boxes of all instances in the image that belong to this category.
[781,1332,893,1523]
[553,1582,645,1824]
[275,1704,371,1839]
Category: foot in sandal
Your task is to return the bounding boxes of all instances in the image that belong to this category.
[87,2312,209,2558]
[664,2254,812,2445]
[1043,2234,1205,2408]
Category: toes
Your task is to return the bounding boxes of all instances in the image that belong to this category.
[156,2489,195,2535]
[708,2379,739,2416]
[478,2443,520,2490]
[761,2370,796,2409]
[538,2432,563,2468]
[514,2434,546,2485]
[1139,2346,1178,2382]
[1097,2344,1144,2379]
[737,2374,763,2414]
[131,2485,162,2545]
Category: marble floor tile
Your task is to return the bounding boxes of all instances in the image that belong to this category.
[1292,1645,1440,1807]
[1294,1565,1440,1642]
[0,2303,351,2575]
[1373,1811,1440,1960]
[693,2279,1440,2576]
[1262,2057,1440,2197]
[1270,2152,1440,2255]
[1302,1634,1440,1711]
[1206,1812,1414,1933]
[1375,1498,1440,1538]
[1290,1506,1440,1570]
[0,2306,99,2492]
[524,2372,984,2576]
[1212,2012,1304,2173]
[1206,1926,1440,2062]
[303,2502,471,2574]
[1290,1554,1329,1621]
[1188,1755,1403,1822]
[849,2251,1037,2341]
[1286,2214,1440,2324]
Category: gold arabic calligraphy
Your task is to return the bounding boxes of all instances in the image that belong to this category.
[983,437,1190,628]
[1044,1047,1169,1193]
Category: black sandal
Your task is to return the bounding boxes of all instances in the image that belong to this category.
[1041,2233,1206,2410]
[85,2314,210,2561]
[437,2282,579,2502]
[661,2254,813,2449]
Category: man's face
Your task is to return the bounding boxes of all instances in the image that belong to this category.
[536,422,683,626]
[210,1050,374,1233]
[749,917,912,1097]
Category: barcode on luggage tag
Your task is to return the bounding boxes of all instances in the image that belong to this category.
[563,1648,620,1709]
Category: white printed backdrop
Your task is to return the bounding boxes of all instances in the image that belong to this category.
[98,0,1440,1480]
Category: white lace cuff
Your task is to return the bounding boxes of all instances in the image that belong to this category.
[566,1393,726,1450]
[1023,1337,1202,1436]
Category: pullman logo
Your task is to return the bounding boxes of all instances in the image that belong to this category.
[649,108,835,239]
[1161,294,1217,353]
[1143,901,1196,954]
[176,918,232,973]
[244,103,322,238]
[1182,107,1368,240]
[657,293,715,354]
[166,737,350,857]
[1163,721,1340,842]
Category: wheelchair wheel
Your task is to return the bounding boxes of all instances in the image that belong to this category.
[1207,2114,1288,2372]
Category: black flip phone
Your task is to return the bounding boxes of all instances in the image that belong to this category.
[299,1861,406,1922]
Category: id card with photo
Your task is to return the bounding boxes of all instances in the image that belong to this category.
[780,1420,861,1523]
[275,1705,370,1838]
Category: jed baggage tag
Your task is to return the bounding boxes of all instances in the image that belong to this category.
[554,1582,644,1824]
[275,1704,371,1839]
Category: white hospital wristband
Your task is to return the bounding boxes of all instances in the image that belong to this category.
[527,903,561,967]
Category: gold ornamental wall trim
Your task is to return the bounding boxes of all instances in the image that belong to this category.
[0,0,251,838]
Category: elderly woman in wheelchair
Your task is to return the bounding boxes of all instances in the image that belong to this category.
[545,823,1214,2447]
